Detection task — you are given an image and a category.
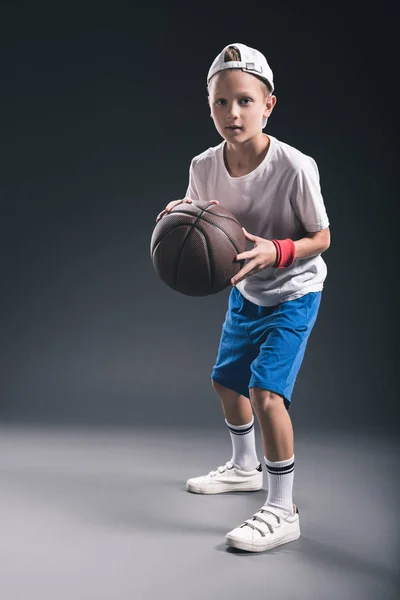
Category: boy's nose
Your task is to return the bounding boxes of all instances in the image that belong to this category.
[227,103,240,119]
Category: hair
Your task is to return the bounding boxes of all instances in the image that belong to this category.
[224,45,241,62]
[207,45,272,97]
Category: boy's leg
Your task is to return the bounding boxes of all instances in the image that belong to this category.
[186,381,262,494]
[250,387,295,514]
[250,388,294,462]
[224,388,299,552]
[212,380,259,471]
[211,380,252,425]
[225,292,321,551]
[186,286,261,492]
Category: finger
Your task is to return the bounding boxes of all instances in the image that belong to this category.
[235,250,257,262]
[166,203,179,212]
[210,200,219,205]
[231,264,259,286]
[156,210,166,222]
[167,199,185,211]
[242,227,259,242]
[171,198,192,209]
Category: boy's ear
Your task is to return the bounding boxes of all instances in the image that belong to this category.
[264,94,277,118]
[267,94,277,109]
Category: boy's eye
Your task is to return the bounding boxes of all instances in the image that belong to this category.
[215,98,253,106]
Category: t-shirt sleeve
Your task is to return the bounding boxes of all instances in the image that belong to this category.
[185,159,201,201]
[290,158,330,232]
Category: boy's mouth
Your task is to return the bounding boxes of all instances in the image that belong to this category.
[226,126,243,130]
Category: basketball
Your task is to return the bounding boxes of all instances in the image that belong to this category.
[150,200,246,296]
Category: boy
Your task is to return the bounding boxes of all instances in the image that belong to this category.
[156,43,330,552]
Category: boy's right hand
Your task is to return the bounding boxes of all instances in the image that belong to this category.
[156,198,219,223]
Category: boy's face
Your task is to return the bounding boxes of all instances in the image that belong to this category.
[208,70,276,142]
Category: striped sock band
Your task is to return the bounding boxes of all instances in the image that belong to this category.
[264,455,295,515]
[225,416,259,471]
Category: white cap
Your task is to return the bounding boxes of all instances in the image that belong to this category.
[207,43,274,129]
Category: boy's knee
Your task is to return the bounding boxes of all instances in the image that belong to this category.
[249,387,284,412]
[211,379,244,402]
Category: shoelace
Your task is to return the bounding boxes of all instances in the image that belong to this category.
[242,507,282,537]
[208,460,234,477]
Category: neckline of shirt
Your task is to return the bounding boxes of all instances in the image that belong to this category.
[219,135,276,183]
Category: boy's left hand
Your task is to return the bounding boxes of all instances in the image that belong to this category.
[231,228,277,286]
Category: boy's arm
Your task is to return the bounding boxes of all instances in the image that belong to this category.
[231,226,330,286]
[290,159,330,242]
[293,227,330,260]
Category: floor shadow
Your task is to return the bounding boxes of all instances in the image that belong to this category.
[215,531,399,590]
[298,535,399,585]
[184,487,266,497]
[215,539,301,557]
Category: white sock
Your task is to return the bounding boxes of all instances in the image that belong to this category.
[264,455,295,515]
[225,416,259,471]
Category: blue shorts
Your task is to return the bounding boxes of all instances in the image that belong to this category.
[211,287,322,409]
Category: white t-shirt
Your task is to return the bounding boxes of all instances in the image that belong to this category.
[185,135,330,307]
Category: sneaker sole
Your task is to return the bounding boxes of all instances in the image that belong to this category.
[225,526,301,552]
[186,480,263,494]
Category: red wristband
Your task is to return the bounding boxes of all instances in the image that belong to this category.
[272,239,296,268]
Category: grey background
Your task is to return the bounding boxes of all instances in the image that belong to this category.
[1,2,397,432]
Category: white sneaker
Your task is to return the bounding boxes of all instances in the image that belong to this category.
[225,504,300,552]
[186,460,262,494]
